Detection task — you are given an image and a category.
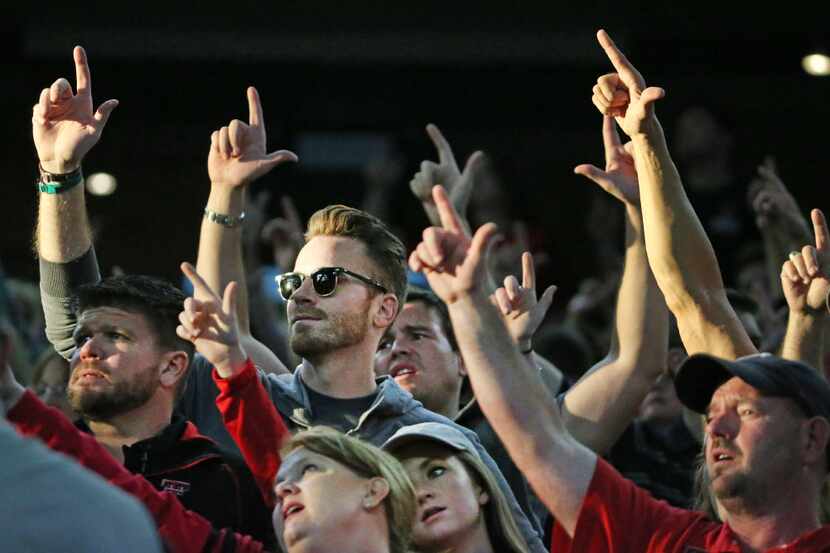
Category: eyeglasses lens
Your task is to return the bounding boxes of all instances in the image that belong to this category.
[312,269,338,296]
[279,274,302,300]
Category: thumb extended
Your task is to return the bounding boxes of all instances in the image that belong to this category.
[574,164,610,185]
[265,149,299,166]
[538,285,558,316]
[93,99,119,124]
[468,223,500,271]
[640,87,665,110]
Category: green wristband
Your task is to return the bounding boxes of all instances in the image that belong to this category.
[37,166,83,195]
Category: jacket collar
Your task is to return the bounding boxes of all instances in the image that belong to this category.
[278,370,423,424]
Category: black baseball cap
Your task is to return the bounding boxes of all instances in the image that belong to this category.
[674,352,830,421]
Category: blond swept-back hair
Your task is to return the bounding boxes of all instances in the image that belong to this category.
[456,449,529,553]
[306,205,408,308]
[284,427,417,553]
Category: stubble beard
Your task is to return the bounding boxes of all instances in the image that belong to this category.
[709,468,750,502]
[290,309,370,361]
[68,363,160,421]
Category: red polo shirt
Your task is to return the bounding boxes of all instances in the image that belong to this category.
[552,458,830,553]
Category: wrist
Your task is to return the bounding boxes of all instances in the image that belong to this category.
[443,287,491,307]
[789,309,827,325]
[206,186,245,213]
[629,117,663,143]
[214,345,249,379]
[39,159,81,174]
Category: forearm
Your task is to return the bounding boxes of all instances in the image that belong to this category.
[562,205,668,454]
[532,352,564,397]
[782,311,826,374]
[39,246,101,359]
[35,185,92,263]
[632,119,720,307]
[633,118,755,358]
[447,291,595,536]
[198,185,251,334]
[213,358,290,509]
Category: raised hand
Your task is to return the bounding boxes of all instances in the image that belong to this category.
[177,262,247,377]
[409,186,498,305]
[409,123,484,231]
[492,252,557,352]
[208,87,297,188]
[32,46,119,173]
[592,30,665,139]
[574,116,639,207]
[748,157,811,239]
[262,195,305,272]
[781,209,830,316]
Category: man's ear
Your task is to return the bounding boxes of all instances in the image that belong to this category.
[373,294,399,329]
[476,485,489,506]
[803,416,830,468]
[363,477,390,510]
[457,353,467,378]
[159,350,189,390]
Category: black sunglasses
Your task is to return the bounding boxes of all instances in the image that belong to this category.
[276,266,387,300]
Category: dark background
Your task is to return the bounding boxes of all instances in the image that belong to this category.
[4,3,830,298]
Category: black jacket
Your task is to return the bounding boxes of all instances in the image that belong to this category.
[78,414,275,549]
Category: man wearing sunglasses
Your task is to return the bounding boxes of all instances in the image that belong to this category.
[179,198,548,551]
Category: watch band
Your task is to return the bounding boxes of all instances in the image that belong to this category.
[204,208,246,228]
[37,164,84,195]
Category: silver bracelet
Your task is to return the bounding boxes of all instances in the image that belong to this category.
[204,208,246,228]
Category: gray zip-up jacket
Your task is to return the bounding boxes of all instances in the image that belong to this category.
[40,248,546,553]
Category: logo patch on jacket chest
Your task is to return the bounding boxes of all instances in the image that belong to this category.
[160,479,191,496]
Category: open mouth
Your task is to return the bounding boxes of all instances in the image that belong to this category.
[390,365,417,378]
[421,506,446,522]
[711,449,736,464]
[283,504,305,520]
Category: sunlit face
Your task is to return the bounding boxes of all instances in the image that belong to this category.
[704,377,805,502]
[32,355,75,420]
[288,236,383,358]
[396,443,487,552]
[68,307,163,421]
[273,448,372,552]
[375,302,463,412]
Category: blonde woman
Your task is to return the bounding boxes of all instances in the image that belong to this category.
[384,422,528,553]
[275,427,417,553]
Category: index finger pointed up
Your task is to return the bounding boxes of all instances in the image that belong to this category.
[812,209,829,252]
[596,30,644,91]
[432,185,465,235]
[180,262,220,300]
[521,252,536,290]
[73,46,92,95]
[247,86,265,129]
[426,123,456,167]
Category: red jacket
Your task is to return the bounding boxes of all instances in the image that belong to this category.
[9,361,289,553]
[213,357,291,510]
